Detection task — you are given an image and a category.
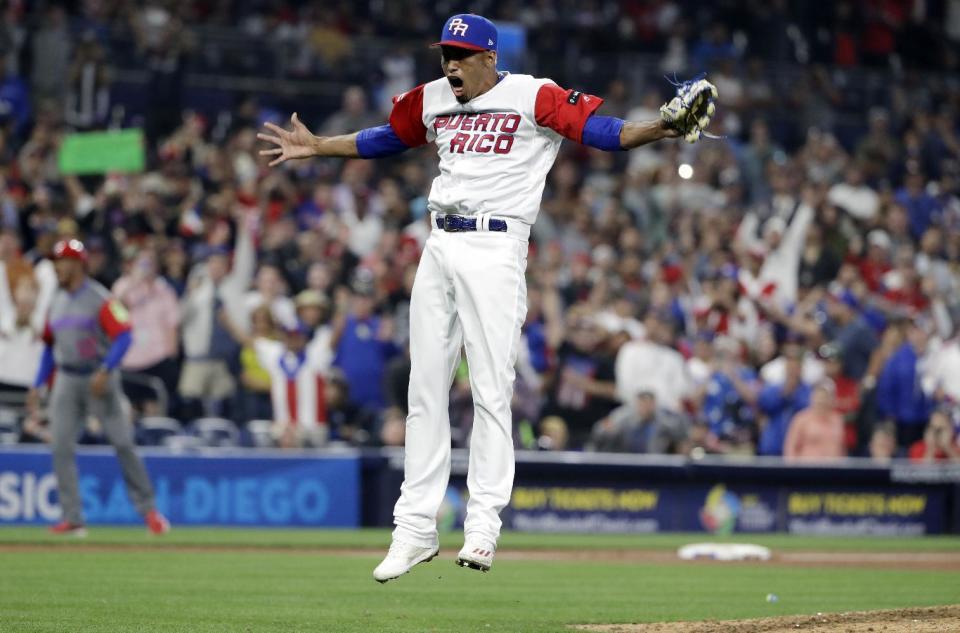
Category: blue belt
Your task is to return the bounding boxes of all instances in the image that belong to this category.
[436,215,507,233]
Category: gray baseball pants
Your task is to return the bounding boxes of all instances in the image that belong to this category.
[49,370,155,525]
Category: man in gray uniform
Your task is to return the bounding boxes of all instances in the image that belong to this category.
[27,239,170,536]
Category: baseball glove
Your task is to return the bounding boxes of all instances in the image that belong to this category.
[659,73,719,143]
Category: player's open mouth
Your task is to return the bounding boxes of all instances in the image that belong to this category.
[447,76,464,97]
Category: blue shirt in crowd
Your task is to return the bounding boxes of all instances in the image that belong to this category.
[875,342,932,428]
[334,314,398,410]
[703,367,757,440]
[757,382,811,456]
[824,315,879,380]
[894,187,942,240]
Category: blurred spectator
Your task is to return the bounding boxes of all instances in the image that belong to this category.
[161,239,190,297]
[783,379,846,461]
[538,415,569,451]
[855,230,891,294]
[690,335,759,452]
[868,422,900,463]
[588,390,689,454]
[876,319,935,447]
[324,369,376,444]
[759,337,825,387]
[178,211,258,417]
[895,168,942,241]
[0,64,30,140]
[757,349,812,456]
[113,248,180,414]
[333,160,385,259]
[245,263,297,330]
[615,311,689,414]
[84,237,119,288]
[907,409,960,463]
[294,289,330,332]
[378,404,405,447]
[737,192,815,310]
[134,7,190,145]
[828,164,879,222]
[332,271,399,411]
[64,32,111,131]
[0,276,42,392]
[236,305,277,423]
[821,290,878,380]
[925,335,960,404]
[28,5,71,103]
[253,321,333,448]
[320,86,380,136]
[855,109,899,182]
[819,344,861,446]
[542,311,619,448]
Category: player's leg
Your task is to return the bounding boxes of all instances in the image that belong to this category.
[48,373,88,529]
[92,372,159,520]
[375,235,461,582]
[391,235,463,547]
[452,233,528,564]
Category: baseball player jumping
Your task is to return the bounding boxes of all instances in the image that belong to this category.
[28,239,170,536]
[258,14,717,582]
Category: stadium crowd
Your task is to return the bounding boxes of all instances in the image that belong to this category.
[0,1,959,462]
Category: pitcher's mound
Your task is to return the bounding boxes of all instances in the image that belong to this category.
[575,604,960,632]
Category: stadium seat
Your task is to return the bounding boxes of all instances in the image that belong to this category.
[244,419,276,449]
[0,408,19,445]
[136,416,183,446]
[163,434,206,452]
[190,417,241,448]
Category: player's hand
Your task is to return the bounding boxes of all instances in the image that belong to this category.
[257,113,319,167]
[90,369,109,398]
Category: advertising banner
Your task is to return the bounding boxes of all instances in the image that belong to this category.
[441,480,946,535]
[0,448,360,527]
[783,489,941,536]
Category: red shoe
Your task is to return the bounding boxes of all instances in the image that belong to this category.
[49,521,87,537]
[145,509,170,535]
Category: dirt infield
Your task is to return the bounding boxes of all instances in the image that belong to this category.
[2,543,959,571]
[575,604,960,632]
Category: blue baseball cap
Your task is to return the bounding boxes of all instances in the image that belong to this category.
[432,14,498,52]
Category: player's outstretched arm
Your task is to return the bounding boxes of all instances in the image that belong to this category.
[619,119,680,149]
[258,113,361,166]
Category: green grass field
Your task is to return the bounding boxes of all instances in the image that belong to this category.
[1,527,959,633]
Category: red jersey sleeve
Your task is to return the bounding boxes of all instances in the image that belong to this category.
[99,298,132,339]
[42,322,54,345]
[388,84,428,148]
[534,83,604,143]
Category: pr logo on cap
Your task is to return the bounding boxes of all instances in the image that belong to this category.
[449,18,469,36]
[432,14,498,52]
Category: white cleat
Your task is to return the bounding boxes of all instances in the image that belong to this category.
[456,540,495,572]
[372,540,439,583]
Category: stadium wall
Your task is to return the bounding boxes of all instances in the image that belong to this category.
[1,447,958,534]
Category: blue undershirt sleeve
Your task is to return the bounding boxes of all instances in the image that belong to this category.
[356,125,411,159]
[581,115,626,152]
[103,330,132,371]
[33,345,54,388]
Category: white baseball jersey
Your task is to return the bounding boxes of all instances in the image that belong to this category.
[389,73,604,226]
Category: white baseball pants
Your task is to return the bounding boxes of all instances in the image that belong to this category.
[392,217,528,548]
